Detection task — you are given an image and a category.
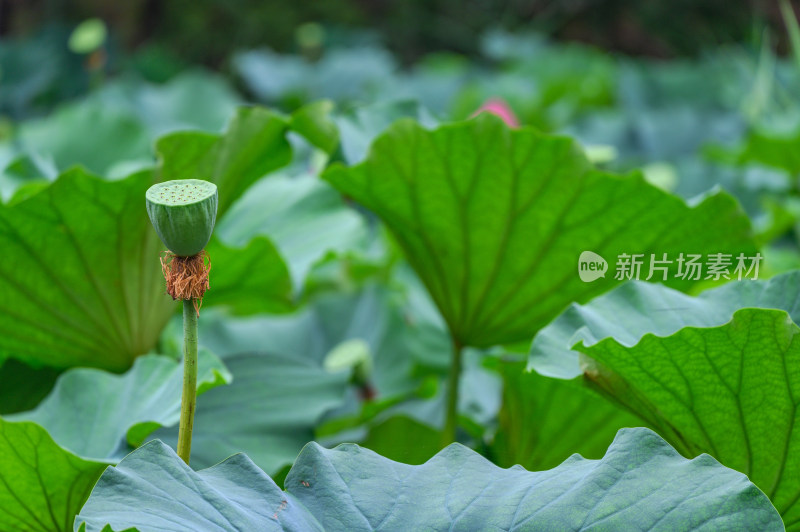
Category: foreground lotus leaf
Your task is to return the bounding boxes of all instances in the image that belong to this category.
[75,427,782,531]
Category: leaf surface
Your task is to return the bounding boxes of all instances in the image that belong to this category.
[0,169,170,370]
[76,428,783,532]
[323,115,756,346]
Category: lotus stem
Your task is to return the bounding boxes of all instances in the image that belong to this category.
[177,298,198,464]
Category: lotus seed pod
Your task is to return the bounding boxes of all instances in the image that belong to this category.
[146,179,218,256]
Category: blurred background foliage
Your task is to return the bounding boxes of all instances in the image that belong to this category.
[2,0,794,66]
[1,1,798,117]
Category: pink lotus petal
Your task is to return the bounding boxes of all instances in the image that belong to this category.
[471,98,519,128]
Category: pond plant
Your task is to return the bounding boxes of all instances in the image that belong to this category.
[145,179,218,463]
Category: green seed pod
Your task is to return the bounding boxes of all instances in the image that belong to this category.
[146,179,218,256]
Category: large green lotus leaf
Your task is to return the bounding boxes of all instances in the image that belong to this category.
[0,163,293,370]
[528,272,800,378]
[156,106,292,216]
[76,428,783,532]
[0,168,172,370]
[323,114,756,347]
[203,236,293,314]
[572,308,800,528]
[215,172,368,288]
[149,352,349,473]
[0,420,107,532]
[492,359,643,471]
[7,351,230,461]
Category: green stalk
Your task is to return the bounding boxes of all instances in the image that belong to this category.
[177,299,198,464]
[441,339,463,448]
